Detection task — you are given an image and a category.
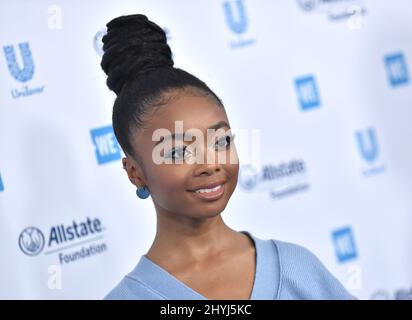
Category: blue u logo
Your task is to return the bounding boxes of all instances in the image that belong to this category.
[355,128,379,163]
[3,42,35,83]
[223,0,248,35]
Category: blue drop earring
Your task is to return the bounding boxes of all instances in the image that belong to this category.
[123,163,150,199]
[136,185,150,199]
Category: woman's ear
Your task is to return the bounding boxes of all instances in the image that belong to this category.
[122,156,146,188]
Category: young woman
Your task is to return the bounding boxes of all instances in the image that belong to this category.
[100,14,355,300]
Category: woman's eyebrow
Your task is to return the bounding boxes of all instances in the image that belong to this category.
[208,120,230,130]
[153,121,231,147]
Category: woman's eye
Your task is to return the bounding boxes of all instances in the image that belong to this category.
[165,146,191,160]
[215,134,235,151]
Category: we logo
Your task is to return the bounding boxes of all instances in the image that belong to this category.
[384,52,409,87]
[294,75,321,111]
[90,126,122,165]
[332,226,358,263]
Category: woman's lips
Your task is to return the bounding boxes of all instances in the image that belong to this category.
[189,183,225,201]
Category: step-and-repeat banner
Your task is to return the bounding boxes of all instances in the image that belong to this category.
[1,0,411,299]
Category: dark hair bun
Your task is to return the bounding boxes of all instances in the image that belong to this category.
[101,14,174,95]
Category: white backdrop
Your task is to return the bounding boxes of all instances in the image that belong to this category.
[1,0,411,300]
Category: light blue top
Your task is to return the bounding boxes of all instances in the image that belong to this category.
[105,231,356,300]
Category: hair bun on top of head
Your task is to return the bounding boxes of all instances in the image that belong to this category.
[100,14,174,95]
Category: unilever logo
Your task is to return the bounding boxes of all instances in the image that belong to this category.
[355,128,379,163]
[3,42,34,82]
[18,227,45,256]
[2,41,45,99]
[355,127,385,176]
[222,0,255,48]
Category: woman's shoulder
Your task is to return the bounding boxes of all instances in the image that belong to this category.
[270,238,356,300]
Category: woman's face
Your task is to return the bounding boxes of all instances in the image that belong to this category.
[128,89,239,220]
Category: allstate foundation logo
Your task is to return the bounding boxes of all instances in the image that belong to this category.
[94,26,171,57]
[93,27,107,56]
[222,0,255,49]
[2,41,45,99]
[355,127,385,176]
[238,159,310,199]
[297,0,318,11]
[239,165,259,191]
[18,227,45,256]
[296,0,367,26]
[18,217,108,264]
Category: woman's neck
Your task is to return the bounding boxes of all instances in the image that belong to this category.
[145,211,242,266]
